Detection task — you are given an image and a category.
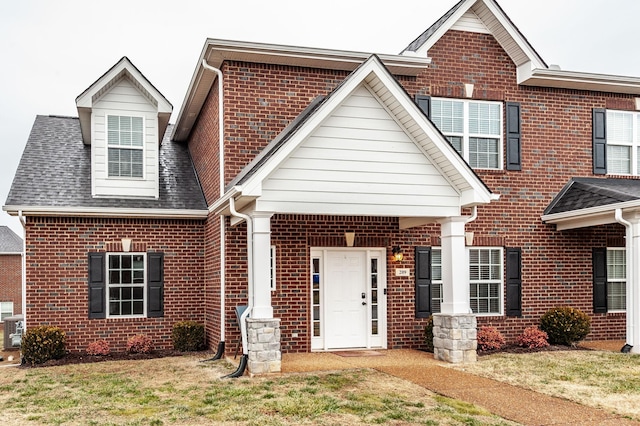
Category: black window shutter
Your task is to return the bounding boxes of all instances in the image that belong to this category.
[147,252,164,318]
[415,95,431,119]
[88,253,106,319]
[593,108,607,175]
[505,248,522,317]
[592,248,608,313]
[415,246,432,318]
[506,102,522,171]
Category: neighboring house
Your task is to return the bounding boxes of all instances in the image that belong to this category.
[0,226,22,322]
[5,0,640,373]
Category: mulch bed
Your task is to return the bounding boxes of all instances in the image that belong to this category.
[478,344,590,356]
[23,349,214,368]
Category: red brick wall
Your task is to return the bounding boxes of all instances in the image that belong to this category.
[24,217,205,353]
[0,253,22,318]
[193,29,633,351]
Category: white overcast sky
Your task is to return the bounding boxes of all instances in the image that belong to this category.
[1,0,639,235]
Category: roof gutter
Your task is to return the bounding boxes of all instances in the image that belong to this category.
[2,206,209,219]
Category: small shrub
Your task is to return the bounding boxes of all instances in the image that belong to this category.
[172,320,205,352]
[86,339,110,356]
[477,326,505,351]
[539,306,591,346]
[21,326,66,365]
[424,316,434,353]
[516,326,549,349]
[126,334,153,354]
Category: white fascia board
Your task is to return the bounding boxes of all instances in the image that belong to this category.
[411,0,476,56]
[519,66,640,95]
[541,199,640,230]
[2,205,208,220]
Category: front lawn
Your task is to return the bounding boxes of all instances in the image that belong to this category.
[0,354,517,425]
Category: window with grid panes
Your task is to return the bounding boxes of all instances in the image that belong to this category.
[108,253,145,317]
[431,98,502,169]
[430,247,502,315]
[605,110,640,175]
[107,115,144,178]
[607,248,626,311]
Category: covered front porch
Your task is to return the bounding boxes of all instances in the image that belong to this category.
[211,55,498,374]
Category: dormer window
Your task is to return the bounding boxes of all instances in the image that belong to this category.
[107,115,144,178]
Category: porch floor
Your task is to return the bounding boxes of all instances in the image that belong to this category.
[276,343,634,426]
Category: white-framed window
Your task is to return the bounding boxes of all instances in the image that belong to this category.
[0,301,14,321]
[431,247,503,315]
[607,248,626,312]
[107,252,146,317]
[431,98,503,169]
[606,110,640,175]
[107,115,144,178]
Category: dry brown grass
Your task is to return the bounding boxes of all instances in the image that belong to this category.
[451,350,640,420]
[0,354,518,425]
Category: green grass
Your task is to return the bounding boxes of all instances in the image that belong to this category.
[0,355,518,425]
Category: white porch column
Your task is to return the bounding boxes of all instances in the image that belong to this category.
[625,215,640,354]
[439,216,470,314]
[249,212,274,319]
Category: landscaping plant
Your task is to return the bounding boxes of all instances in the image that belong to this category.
[126,334,153,354]
[516,326,549,349]
[539,306,591,346]
[477,326,505,351]
[86,339,110,356]
[21,326,66,365]
[172,320,205,351]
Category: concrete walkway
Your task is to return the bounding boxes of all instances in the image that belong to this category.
[281,347,638,426]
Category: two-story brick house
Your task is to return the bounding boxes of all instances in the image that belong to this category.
[5,0,640,374]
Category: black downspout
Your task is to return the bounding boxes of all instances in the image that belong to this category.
[222,354,248,378]
[200,341,225,362]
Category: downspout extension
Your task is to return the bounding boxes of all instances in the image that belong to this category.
[615,208,635,352]
[224,197,252,378]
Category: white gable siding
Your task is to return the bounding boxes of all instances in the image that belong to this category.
[450,9,490,34]
[256,85,461,216]
[92,78,159,198]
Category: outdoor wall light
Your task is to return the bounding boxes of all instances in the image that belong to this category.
[392,246,404,262]
[345,232,355,247]
[121,238,133,252]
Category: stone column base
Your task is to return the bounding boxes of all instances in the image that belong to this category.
[432,313,477,363]
[247,318,281,375]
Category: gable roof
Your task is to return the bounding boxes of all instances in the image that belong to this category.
[542,177,640,230]
[3,115,207,219]
[401,0,546,70]
[213,55,496,221]
[0,226,22,253]
[75,56,173,145]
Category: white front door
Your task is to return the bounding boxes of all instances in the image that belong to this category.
[311,248,386,351]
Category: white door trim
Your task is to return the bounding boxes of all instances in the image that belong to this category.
[310,247,387,351]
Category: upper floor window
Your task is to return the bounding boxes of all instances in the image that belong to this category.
[107,115,144,178]
[431,98,503,169]
[606,110,640,175]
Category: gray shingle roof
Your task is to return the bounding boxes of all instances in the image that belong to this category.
[0,226,22,253]
[544,177,640,215]
[5,115,206,211]
[401,0,465,53]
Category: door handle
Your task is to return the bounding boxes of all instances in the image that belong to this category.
[361,293,366,299]
[362,301,367,305]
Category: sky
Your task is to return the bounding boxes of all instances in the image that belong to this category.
[1,0,639,236]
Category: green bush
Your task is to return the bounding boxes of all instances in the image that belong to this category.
[21,326,66,365]
[424,316,434,353]
[172,320,205,352]
[539,306,591,346]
